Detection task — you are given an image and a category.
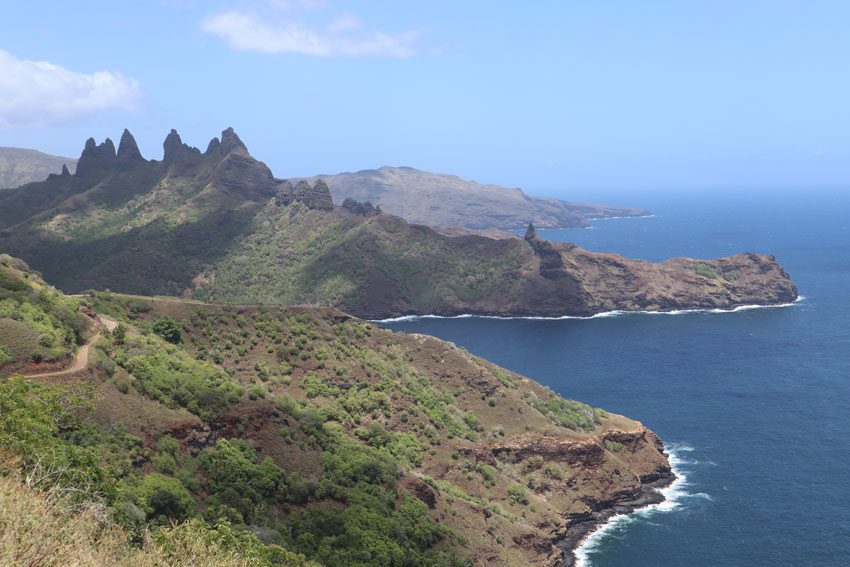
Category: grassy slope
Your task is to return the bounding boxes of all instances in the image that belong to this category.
[0,158,263,296]
[81,292,669,565]
[194,202,536,316]
[0,266,671,565]
[0,466,300,567]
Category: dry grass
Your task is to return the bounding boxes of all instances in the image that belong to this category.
[0,470,262,567]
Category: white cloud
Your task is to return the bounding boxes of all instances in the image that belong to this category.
[201,8,418,58]
[0,50,140,127]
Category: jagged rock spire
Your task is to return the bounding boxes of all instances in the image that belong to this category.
[342,197,380,216]
[288,179,334,211]
[162,129,184,163]
[163,129,201,164]
[293,180,313,199]
[275,180,294,206]
[61,164,70,176]
[205,136,222,156]
[117,128,143,161]
[524,222,536,240]
[76,136,117,175]
[220,127,247,155]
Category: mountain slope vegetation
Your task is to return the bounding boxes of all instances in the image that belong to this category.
[0,257,672,565]
[0,254,90,373]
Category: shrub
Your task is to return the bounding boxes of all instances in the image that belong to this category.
[475,462,496,487]
[542,463,563,480]
[152,316,182,344]
[507,484,528,505]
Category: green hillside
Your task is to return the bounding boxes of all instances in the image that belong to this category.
[0,257,672,565]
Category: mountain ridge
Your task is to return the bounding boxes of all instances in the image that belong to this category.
[0,128,797,319]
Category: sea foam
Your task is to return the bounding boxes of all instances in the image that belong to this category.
[574,443,711,567]
[374,297,804,324]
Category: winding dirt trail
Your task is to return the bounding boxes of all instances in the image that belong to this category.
[23,316,117,379]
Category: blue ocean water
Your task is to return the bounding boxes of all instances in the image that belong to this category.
[383,188,850,566]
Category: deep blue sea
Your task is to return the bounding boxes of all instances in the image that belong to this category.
[383,188,850,566]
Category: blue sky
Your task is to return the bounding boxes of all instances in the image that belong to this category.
[2,1,850,196]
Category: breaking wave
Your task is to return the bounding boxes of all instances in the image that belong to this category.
[574,443,711,567]
[374,297,804,323]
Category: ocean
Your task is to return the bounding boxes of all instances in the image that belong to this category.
[381,188,850,566]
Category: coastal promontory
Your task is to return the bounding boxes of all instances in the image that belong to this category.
[0,129,797,320]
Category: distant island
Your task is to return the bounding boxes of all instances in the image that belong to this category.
[0,128,797,320]
[299,166,650,230]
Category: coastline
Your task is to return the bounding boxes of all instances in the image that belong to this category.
[373,296,804,324]
[556,472,678,567]
[558,441,706,567]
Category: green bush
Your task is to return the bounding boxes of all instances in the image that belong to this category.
[152,316,182,344]
[508,484,529,505]
[113,336,242,418]
[130,473,195,523]
[199,439,286,524]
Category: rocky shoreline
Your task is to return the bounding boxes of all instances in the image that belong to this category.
[555,471,678,566]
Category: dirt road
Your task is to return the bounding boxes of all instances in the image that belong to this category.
[23,316,117,379]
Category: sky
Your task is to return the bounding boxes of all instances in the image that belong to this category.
[1,0,850,197]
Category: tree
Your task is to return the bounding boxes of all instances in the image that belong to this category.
[152,316,182,344]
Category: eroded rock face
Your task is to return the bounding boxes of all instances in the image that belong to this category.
[275,180,295,206]
[220,127,248,155]
[524,222,566,276]
[76,137,116,175]
[283,179,335,211]
[163,129,202,165]
[117,129,144,162]
[205,136,222,158]
[211,152,276,201]
[342,197,381,216]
